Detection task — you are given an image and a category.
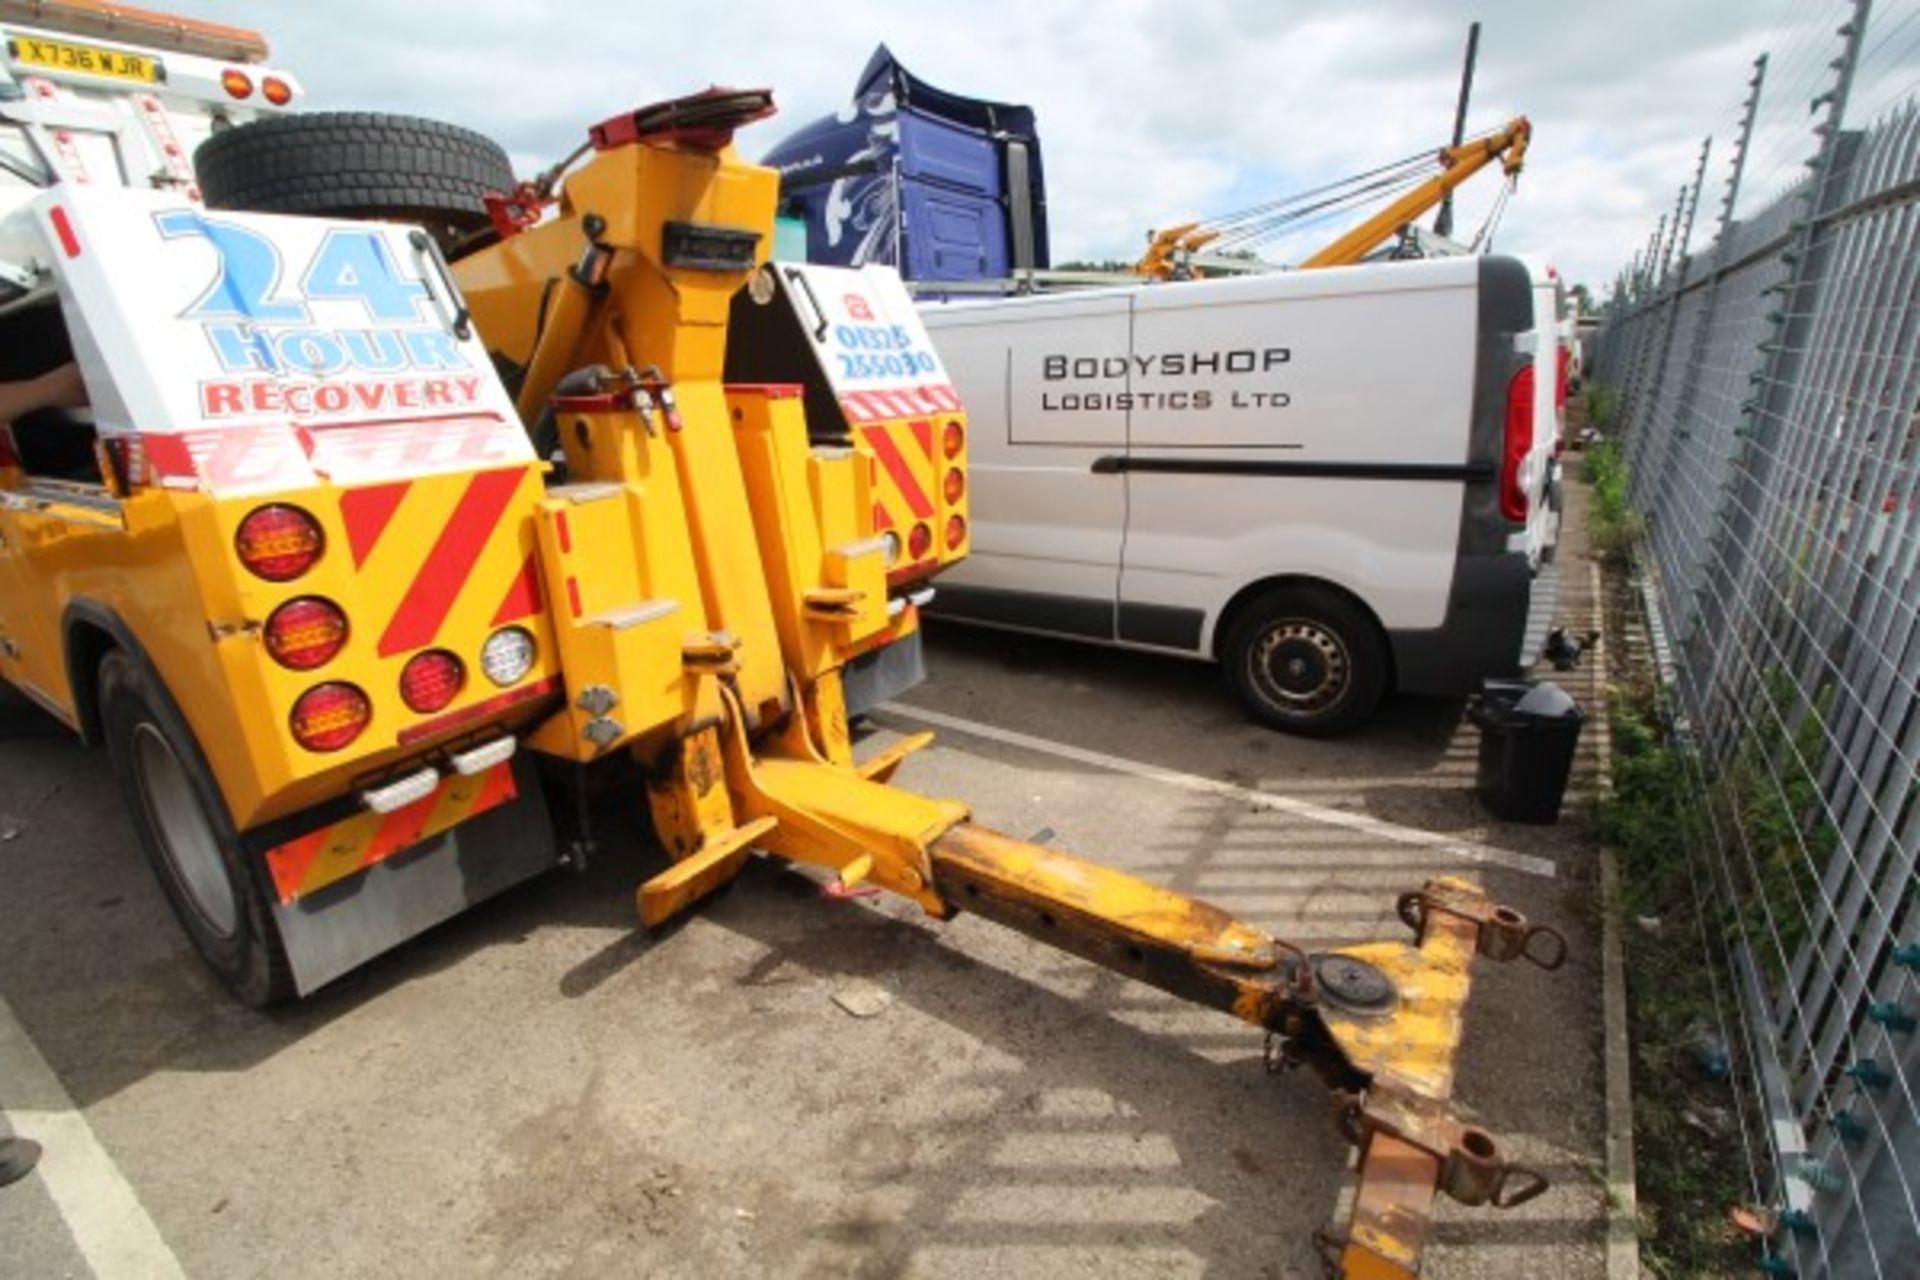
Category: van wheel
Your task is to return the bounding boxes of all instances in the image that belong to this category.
[194,112,515,256]
[1220,588,1387,736]
[99,650,293,1007]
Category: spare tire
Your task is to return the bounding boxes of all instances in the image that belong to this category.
[195,111,514,252]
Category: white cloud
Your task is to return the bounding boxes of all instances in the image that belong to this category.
[182,0,1915,289]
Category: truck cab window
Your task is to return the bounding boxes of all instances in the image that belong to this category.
[0,302,99,485]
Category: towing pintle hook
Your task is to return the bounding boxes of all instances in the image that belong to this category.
[1397,884,1568,970]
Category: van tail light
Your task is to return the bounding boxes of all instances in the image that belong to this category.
[237,505,324,581]
[908,521,933,561]
[1556,346,1570,409]
[944,467,965,504]
[290,683,371,752]
[942,420,965,459]
[264,597,348,670]
[945,514,967,551]
[1501,366,1534,524]
[400,650,465,713]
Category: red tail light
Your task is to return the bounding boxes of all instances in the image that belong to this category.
[400,650,465,713]
[942,420,965,459]
[945,514,967,551]
[1556,346,1570,409]
[907,522,933,561]
[262,76,294,106]
[220,69,253,99]
[264,597,348,670]
[290,683,370,752]
[237,505,324,581]
[1501,366,1535,524]
[944,467,965,504]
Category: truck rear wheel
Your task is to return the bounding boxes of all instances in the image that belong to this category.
[99,650,292,1007]
[1220,587,1388,736]
[194,112,515,254]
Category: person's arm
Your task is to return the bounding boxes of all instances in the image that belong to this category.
[0,362,88,423]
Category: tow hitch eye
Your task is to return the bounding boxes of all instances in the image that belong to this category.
[1398,883,1568,970]
[1307,878,1565,1278]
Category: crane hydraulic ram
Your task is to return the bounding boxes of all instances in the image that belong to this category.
[450,88,1565,1278]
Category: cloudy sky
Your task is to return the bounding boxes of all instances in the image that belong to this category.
[183,0,1910,291]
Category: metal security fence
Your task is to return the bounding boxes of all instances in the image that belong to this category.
[1591,2,1920,1274]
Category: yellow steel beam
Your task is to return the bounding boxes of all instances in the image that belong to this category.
[647,682,1555,1275]
[927,822,1316,1031]
[1339,1134,1439,1280]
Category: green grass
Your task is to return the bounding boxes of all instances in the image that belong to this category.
[1586,382,1621,432]
[1584,437,1644,565]
[1602,685,1754,1278]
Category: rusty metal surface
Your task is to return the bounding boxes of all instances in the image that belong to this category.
[927,822,1320,1039]
[1335,1133,1440,1280]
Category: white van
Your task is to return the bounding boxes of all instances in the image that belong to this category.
[919,253,1564,734]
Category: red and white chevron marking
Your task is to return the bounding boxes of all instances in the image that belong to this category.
[839,384,962,423]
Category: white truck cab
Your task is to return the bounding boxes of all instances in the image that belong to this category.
[0,0,298,233]
[920,252,1564,734]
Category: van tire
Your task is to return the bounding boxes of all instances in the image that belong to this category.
[99,649,293,1007]
[194,112,515,254]
[1220,587,1387,736]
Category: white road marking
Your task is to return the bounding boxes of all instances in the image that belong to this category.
[882,702,1558,880]
[0,994,186,1280]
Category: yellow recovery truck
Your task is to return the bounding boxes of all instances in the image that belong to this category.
[0,9,1565,1268]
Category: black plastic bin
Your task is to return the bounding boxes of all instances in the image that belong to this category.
[1468,679,1584,824]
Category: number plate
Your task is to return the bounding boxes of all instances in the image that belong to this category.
[8,35,158,83]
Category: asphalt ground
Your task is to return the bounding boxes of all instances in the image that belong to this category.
[0,486,1610,1280]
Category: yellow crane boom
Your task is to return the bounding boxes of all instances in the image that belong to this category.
[1132,115,1531,280]
[1300,115,1530,268]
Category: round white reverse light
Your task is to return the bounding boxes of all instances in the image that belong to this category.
[481,626,536,687]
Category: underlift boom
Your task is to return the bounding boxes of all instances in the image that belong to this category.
[453,89,1566,1278]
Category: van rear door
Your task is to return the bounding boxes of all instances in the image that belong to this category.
[1518,263,1566,567]
[920,291,1128,638]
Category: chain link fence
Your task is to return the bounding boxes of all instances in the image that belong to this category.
[1590,1,1920,1274]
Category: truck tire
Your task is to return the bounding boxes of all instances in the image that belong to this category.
[194,112,514,253]
[1220,586,1388,736]
[99,649,293,1007]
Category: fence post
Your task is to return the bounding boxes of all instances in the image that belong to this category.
[1634,139,1714,512]
[1618,214,1668,464]
[1694,2,1868,744]
[1688,6,1874,1277]
[1658,58,1767,613]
